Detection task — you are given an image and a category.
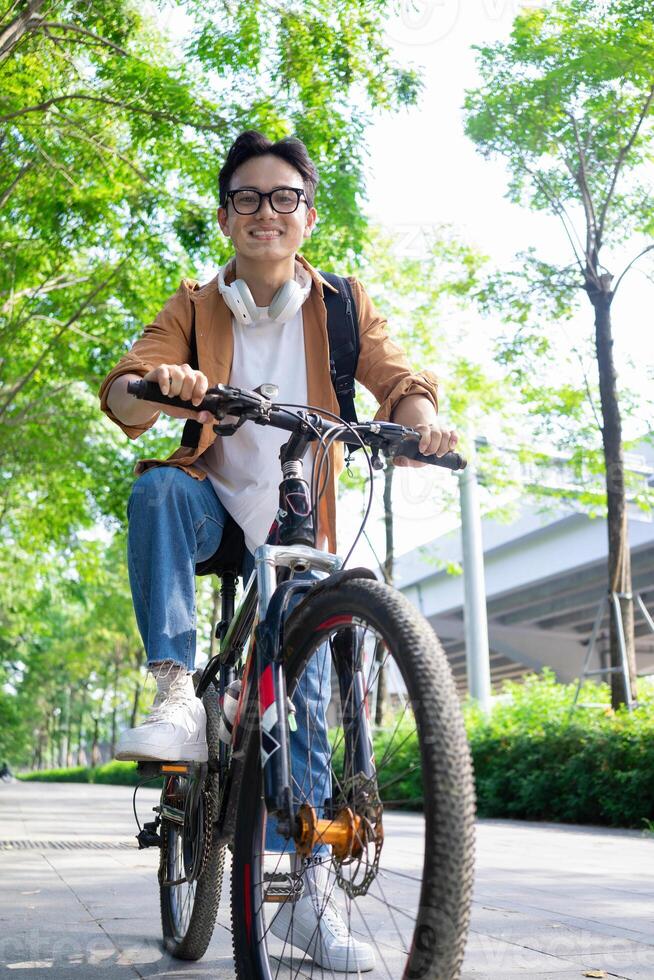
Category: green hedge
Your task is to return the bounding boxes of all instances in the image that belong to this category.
[17,671,654,829]
[464,669,654,829]
[18,760,159,787]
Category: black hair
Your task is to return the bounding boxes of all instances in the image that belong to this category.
[218,130,319,208]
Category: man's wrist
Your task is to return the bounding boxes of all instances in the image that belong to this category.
[107,374,160,427]
[390,393,437,427]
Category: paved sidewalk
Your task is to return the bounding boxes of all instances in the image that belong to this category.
[1,782,653,978]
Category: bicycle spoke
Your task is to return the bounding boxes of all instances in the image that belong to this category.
[233,584,475,980]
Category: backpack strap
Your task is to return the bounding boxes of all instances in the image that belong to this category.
[319,271,361,451]
[181,301,202,450]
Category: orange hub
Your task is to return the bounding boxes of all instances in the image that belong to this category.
[294,803,364,861]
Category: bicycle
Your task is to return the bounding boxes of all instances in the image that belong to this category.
[129,378,476,979]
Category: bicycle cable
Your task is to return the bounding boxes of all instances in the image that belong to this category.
[132,773,165,834]
[270,402,374,565]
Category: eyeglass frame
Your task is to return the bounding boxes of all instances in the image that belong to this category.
[225,186,309,215]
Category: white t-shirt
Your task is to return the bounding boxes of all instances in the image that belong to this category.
[196,261,313,554]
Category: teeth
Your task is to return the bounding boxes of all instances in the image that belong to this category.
[251,230,281,237]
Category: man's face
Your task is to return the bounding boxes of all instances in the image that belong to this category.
[217,154,317,263]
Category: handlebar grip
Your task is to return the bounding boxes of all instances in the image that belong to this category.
[423,450,467,471]
[395,437,467,471]
[127,379,203,413]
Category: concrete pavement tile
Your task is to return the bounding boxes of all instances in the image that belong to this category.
[470,902,654,958]
[461,931,582,975]
[4,783,654,979]
[564,948,654,979]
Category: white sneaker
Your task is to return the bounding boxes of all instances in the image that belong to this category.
[115,661,208,762]
[270,860,375,972]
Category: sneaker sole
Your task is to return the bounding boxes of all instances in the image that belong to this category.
[114,743,208,763]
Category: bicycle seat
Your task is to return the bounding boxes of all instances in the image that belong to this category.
[195,513,246,578]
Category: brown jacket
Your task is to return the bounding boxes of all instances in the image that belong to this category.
[98,254,439,553]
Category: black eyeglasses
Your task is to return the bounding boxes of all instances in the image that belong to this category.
[225,187,308,215]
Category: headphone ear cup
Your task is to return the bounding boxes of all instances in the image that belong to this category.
[228,278,258,325]
[268,280,303,323]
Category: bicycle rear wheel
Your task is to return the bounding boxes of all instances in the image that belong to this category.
[231,577,476,979]
[159,686,226,959]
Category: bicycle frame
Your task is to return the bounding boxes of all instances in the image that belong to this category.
[204,543,341,849]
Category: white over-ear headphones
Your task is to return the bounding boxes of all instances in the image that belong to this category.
[218,259,311,325]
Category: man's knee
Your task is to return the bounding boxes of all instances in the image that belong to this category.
[128,466,194,517]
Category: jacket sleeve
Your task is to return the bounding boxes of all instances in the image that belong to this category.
[98,281,195,439]
[349,277,439,422]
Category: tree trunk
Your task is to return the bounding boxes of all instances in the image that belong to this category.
[34,731,44,770]
[110,658,119,757]
[0,0,45,61]
[77,716,85,766]
[590,284,637,708]
[129,678,142,730]
[91,716,101,768]
[375,464,395,726]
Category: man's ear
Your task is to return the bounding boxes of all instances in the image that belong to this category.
[217,206,230,237]
[304,207,318,238]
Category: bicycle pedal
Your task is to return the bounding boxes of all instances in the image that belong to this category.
[136,761,162,780]
[263,871,304,904]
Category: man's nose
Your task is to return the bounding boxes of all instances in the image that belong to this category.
[257,195,277,218]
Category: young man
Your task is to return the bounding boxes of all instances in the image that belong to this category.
[99,130,456,970]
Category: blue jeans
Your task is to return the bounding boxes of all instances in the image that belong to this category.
[127,466,330,855]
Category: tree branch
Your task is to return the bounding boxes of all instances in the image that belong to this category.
[1,274,92,315]
[0,261,125,417]
[522,162,589,279]
[2,382,69,427]
[39,20,130,57]
[0,92,228,133]
[597,83,654,241]
[612,243,654,298]
[29,132,79,187]
[564,111,598,254]
[54,110,153,187]
[0,160,34,209]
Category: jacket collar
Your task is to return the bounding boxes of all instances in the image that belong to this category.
[295,254,339,296]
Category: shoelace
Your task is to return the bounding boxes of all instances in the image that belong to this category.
[143,687,195,725]
[308,885,351,941]
[319,899,351,940]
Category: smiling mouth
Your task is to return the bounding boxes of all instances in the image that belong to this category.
[249,229,283,239]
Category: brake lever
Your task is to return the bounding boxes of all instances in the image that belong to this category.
[213,416,248,437]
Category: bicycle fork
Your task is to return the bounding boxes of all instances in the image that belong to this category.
[256,595,379,863]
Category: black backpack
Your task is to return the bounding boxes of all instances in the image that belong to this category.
[182,271,360,452]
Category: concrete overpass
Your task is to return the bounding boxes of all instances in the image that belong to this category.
[394,503,654,697]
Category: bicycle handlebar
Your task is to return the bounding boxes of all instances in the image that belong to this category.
[126,379,467,471]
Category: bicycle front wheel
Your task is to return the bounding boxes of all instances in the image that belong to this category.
[231,577,476,979]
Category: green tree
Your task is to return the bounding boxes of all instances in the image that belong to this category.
[3,533,147,769]
[1,0,423,762]
[463,0,654,707]
[338,225,511,718]
[0,0,420,547]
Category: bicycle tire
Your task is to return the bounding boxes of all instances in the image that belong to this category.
[230,577,476,979]
[159,685,226,959]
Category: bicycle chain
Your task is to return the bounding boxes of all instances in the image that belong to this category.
[158,776,214,886]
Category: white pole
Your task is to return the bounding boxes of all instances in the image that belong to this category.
[458,446,492,712]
